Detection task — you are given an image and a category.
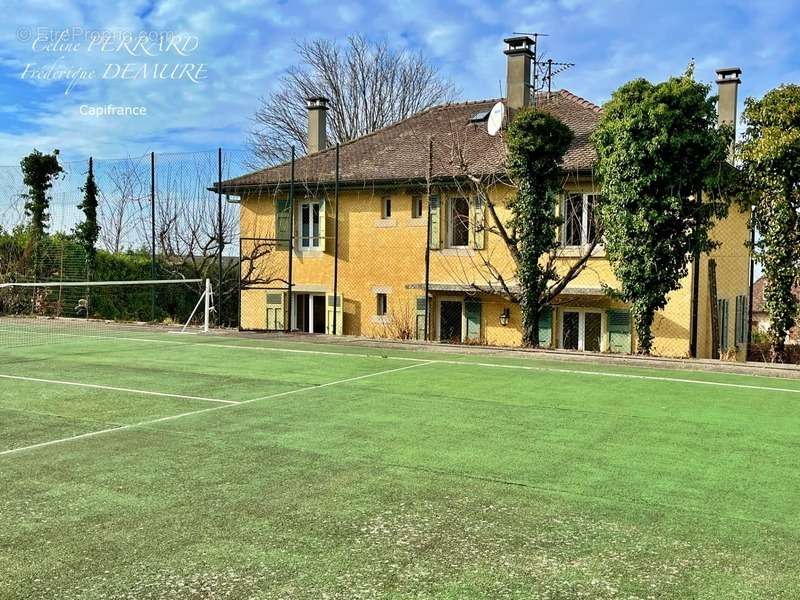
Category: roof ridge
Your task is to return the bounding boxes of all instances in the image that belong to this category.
[555,89,603,113]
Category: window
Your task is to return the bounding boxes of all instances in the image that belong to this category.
[376,293,388,316]
[299,201,321,249]
[448,197,470,247]
[562,194,599,247]
[563,194,583,247]
[411,195,423,219]
[382,196,392,219]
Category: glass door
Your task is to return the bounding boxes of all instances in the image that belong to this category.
[562,311,580,350]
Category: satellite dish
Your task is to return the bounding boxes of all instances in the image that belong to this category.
[487,101,505,136]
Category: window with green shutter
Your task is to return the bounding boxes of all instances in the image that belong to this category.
[607,309,631,353]
[464,297,481,341]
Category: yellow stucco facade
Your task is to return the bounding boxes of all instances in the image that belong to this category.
[236,180,751,360]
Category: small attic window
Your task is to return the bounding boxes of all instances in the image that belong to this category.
[469,110,490,123]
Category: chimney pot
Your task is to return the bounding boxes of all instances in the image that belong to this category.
[306,96,329,154]
[715,67,741,162]
[504,36,534,111]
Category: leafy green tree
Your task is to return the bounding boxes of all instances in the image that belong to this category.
[74,157,101,274]
[20,149,63,238]
[592,68,732,354]
[739,84,800,361]
[505,108,576,346]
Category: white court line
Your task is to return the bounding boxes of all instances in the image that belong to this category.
[0,362,430,457]
[3,327,800,395]
[0,374,236,405]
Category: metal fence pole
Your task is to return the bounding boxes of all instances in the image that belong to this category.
[217,147,223,326]
[238,238,243,331]
[286,146,295,333]
[150,151,156,321]
[423,137,433,341]
[746,215,756,360]
[332,144,340,335]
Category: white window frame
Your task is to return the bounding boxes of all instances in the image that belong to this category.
[376,293,388,316]
[447,197,471,249]
[291,292,326,333]
[298,201,321,250]
[561,194,598,248]
[559,308,606,351]
[436,296,466,342]
[382,196,392,219]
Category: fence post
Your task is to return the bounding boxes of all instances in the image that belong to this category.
[746,215,756,360]
[286,146,295,333]
[150,151,156,322]
[423,137,433,341]
[332,143,340,335]
[217,147,223,326]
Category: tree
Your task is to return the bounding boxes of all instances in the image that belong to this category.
[251,35,457,163]
[440,106,601,347]
[592,68,732,354]
[20,149,63,238]
[505,108,582,346]
[739,85,800,361]
[74,157,101,273]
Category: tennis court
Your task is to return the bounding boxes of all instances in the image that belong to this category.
[2,324,800,598]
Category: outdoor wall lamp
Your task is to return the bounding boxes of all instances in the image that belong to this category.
[499,308,510,326]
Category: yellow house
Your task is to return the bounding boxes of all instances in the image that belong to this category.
[220,38,751,360]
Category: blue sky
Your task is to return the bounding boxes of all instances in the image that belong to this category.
[0,0,798,165]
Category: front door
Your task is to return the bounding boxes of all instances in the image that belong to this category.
[439,300,463,343]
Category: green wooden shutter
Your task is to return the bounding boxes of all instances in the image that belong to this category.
[428,194,441,249]
[325,293,343,335]
[607,309,631,353]
[734,294,748,345]
[317,197,327,252]
[718,299,729,350]
[734,295,743,345]
[415,296,428,340]
[464,297,481,341]
[471,195,486,250]
[265,292,285,330]
[275,199,291,249]
[538,307,553,348]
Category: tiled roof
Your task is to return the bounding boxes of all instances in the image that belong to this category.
[751,276,800,313]
[219,90,601,191]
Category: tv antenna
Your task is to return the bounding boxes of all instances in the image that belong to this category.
[511,32,574,103]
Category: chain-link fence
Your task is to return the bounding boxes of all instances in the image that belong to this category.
[229,148,759,361]
[0,149,252,326]
[2,145,763,360]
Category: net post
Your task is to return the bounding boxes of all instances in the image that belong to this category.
[204,278,211,333]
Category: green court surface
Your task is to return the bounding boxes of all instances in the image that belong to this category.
[1,328,800,599]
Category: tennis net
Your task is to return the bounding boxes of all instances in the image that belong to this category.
[0,278,213,348]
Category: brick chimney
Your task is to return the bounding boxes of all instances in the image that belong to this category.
[504,36,534,111]
[716,67,741,162]
[306,96,328,154]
